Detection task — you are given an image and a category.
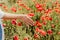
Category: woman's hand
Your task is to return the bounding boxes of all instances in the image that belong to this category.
[2,12,34,26]
[19,14,34,26]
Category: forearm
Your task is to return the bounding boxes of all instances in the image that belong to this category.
[2,12,34,26]
[2,13,23,19]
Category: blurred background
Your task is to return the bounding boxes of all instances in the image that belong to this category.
[0,0,60,40]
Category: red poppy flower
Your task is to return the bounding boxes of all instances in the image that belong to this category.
[35,27,40,32]
[51,24,55,28]
[55,8,60,13]
[38,7,43,12]
[42,21,47,25]
[47,30,53,35]
[3,6,8,11]
[39,30,46,36]
[24,37,28,40]
[28,13,34,17]
[18,8,22,10]
[32,0,36,2]
[34,34,39,39]
[13,35,18,40]
[58,32,60,35]
[49,17,52,21]
[0,4,2,6]
[41,16,45,21]
[45,16,49,20]
[34,21,39,26]
[19,3,26,7]
[35,3,42,8]
[25,7,31,10]
[17,22,22,26]
[37,22,42,28]
[11,19,17,25]
[11,7,17,12]
[45,8,52,14]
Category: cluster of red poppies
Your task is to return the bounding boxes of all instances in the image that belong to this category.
[1,0,60,40]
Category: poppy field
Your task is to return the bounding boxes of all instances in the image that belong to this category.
[1,0,60,40]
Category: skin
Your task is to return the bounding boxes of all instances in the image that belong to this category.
[2,12,34,26]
